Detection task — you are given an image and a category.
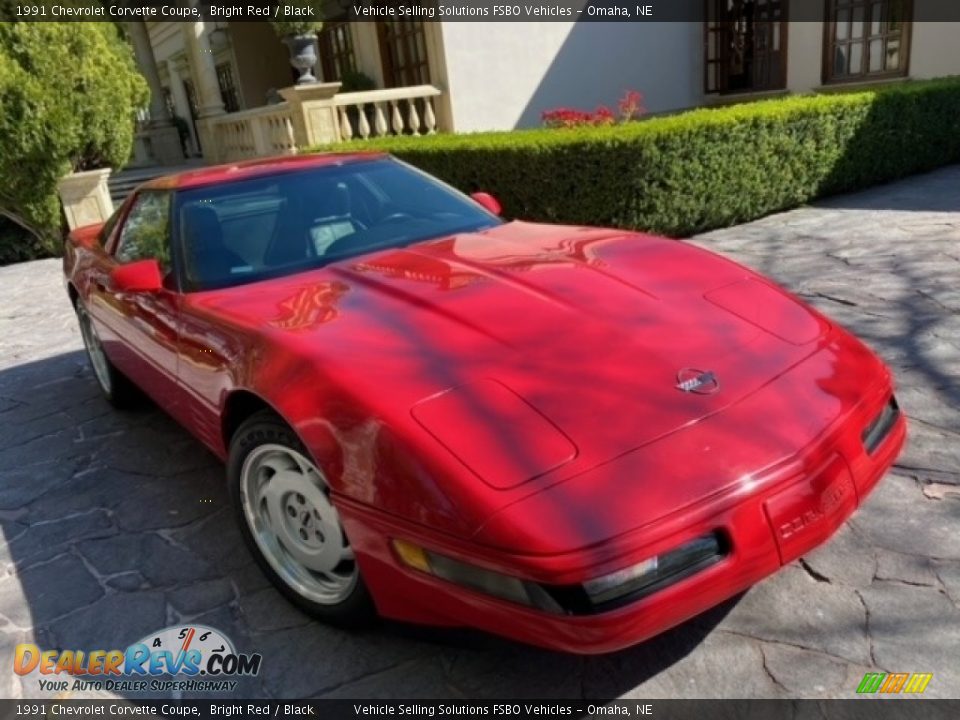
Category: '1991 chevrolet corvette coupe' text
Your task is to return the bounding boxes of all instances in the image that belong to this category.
[63,153,905,653]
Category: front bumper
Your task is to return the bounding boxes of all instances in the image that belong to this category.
[338,387,905,654]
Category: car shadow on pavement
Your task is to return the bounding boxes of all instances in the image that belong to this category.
[0,350,739,700]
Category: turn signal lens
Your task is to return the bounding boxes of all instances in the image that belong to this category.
[392,539,431,573]
[391,538,561,613]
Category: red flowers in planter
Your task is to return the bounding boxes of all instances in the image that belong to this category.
[542,90,646,128]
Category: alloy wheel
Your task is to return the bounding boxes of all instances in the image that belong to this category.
[76,303,113,395]
[239,444,358,605]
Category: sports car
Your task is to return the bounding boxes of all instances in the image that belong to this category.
[63,153,905,653]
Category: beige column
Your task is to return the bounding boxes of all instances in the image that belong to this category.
[184,21,227,163]
[127,21,171,123]
[126,21,184,165]
[184,22,226,117]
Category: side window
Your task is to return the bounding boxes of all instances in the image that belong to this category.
[115,192,172,272]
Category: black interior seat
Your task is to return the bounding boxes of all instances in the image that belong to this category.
[183,205,246,285]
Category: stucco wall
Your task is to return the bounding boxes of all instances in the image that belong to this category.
[785,19,960,94]
[437,21,703,132]
[908,22,960,80]
[348,22,385,87]
[146,21,183,67]
[784,21,824,92]
[228,22,294,107]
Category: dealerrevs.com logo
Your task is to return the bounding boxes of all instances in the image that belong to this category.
[14,625,262,694]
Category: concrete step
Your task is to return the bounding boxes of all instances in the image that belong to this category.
[108,161,205,206]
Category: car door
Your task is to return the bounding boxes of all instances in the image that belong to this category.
[87,190,183,413]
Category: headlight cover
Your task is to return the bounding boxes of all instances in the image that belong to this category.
[393,532,727,616]
[582,532,727,608]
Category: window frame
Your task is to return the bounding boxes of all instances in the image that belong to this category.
[98,203,127,250]
[703,0,789,95]
[318,20,357,83]
[215,61,241,113]
[111,190,181,290]
[821,0,913,85]
[376,21,431,89]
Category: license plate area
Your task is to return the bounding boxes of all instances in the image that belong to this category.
[763,454,857,564]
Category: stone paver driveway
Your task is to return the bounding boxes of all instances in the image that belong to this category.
[1,166,958,700]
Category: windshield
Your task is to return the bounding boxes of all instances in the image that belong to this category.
[174,158,501,291]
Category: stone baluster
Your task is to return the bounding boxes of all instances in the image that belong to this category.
[283,116,296,152]
[357,104,371,139]
[407,99,421,136]
[373,103,388,137]
[339,107,353,141]
[390,101,404,134]
[423,98,437,134]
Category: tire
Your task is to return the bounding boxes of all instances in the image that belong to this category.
[74,299,141,409]
[228,409,376,627]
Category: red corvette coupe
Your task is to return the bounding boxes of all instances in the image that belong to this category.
[63,153,905,653]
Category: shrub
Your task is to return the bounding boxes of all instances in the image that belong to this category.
[340,70,377,93]
[310,77,960,237]
[0,22,148,260]
[0,217,45,267]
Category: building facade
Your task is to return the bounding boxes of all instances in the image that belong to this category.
[132,5,960,166]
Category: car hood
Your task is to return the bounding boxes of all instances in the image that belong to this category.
[196,222,836,530]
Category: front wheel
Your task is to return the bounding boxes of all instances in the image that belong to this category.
[228,410,376,627]
[74,300,140,408]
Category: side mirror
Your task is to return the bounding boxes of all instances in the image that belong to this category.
[471,192,502,216]
[111,259,164,293]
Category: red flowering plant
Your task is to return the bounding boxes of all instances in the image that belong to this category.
[541,90,645,129]
[618,89,645,122]
[541,106,615,128]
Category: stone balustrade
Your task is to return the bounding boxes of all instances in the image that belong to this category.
[59,84,447,229]
[197,84,444,164]
[333,85,441,141]
[211,103,299,163]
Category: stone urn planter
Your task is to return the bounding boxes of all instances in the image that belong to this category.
[283,34,319,85]
[271,13,324,85]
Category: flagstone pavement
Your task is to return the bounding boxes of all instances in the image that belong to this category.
[0,165,957,700]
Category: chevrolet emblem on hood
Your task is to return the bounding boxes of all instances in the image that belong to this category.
[676,369,720,395]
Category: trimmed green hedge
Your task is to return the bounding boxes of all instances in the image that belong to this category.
[311,77,960,236]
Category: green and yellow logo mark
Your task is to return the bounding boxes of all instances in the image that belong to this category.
[857,672,932,694]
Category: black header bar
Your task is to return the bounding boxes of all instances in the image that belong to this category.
[6,0,960,22]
